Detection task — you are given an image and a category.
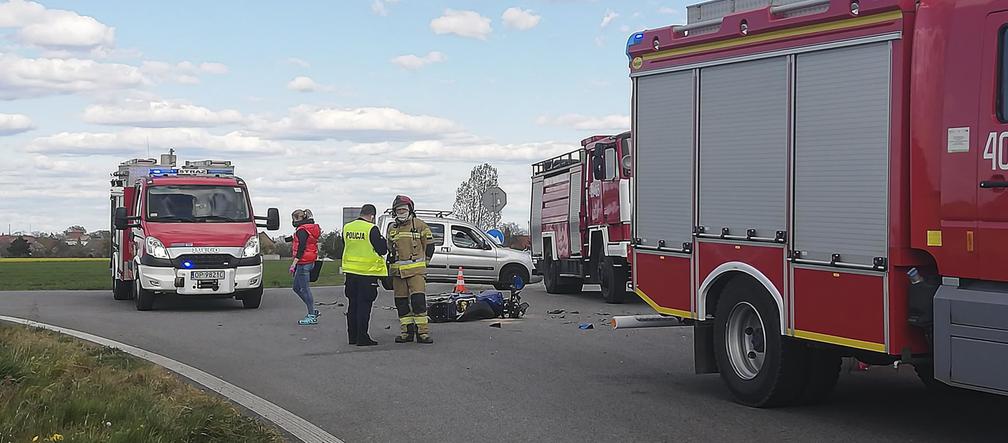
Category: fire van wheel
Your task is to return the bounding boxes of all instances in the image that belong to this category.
[599,257,626,304]
[241,287,263,309]
[543,259,561,294]
[112,277,133,301]
[134,282,154,311]
[713,278,807,407]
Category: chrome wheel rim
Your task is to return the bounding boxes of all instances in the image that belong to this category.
[725,301,766,380]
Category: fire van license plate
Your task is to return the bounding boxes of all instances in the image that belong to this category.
[192,271,224,280]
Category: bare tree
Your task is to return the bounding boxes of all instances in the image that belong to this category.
[452,163,502,231]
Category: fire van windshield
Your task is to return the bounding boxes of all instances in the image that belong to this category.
[146,185,251,223]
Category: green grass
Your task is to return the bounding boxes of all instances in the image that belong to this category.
[0,322,284,442]
[0,259,343,291]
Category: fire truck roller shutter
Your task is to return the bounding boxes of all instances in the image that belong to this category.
[531,178,544,257]
[634,70,695,250]
[699,57,788,238]
[793,42,890,265]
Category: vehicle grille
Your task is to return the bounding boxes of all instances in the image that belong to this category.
[176,254,233,268]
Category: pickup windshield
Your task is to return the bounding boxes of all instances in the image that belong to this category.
[147,185,250,223]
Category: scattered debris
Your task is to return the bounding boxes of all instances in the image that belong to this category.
[595,312,611,316]
[490,322,502,328]
[384,325,391,329]
[570,311,580,314]
[300,337,308,341]
[559,315,565,319]
[382,306,396,310]
[337,303,345,307]
[547,309,565,315]
[578,322,594,330]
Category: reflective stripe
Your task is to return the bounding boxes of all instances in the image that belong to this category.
[413,315,429,325]
[400,316,414,325]
[391,260,426,271]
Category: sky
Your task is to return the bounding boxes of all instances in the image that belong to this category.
[0,0,689,236]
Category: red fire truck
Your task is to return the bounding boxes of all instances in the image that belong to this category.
[531,132,633,303]
[626,0,1008,405]
[110,151,279,311]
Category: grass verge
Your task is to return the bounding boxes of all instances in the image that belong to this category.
[0,260,343,291]
[0,322,284,442]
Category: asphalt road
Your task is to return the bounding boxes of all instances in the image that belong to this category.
[0,284,1005,442]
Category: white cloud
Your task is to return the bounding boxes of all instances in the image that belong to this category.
[0,113,34,135]
[502,7,541,30]
[430,9,492,40]
[286,57,310,68]
[536,113,629,131]
[0,0,115,53]
[390,51,446,70]
[287,76,319,92]
[371,0,400,16]
[659,6,681,15]
[398,139,575,163]
[140,61,228,85]
[0,53,146,100]
[26,128,281,156]
[252,105,460,142]
[288,159,436,179]
[82,98,244,128]
[601,10,619,28]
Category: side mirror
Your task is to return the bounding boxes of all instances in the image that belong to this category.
[257,208,280,230]
[114,207,128,230]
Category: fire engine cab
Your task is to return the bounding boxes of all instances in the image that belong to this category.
[110,151,279,311]
[627,0,1008,404]
[531,132,633,303]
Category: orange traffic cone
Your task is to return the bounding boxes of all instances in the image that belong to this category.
[454,267,467,293]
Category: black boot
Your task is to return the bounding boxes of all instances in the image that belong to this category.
[356,335,378,346]
[395,324,416,343]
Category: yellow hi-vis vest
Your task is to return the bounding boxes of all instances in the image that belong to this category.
[341,219,388,277]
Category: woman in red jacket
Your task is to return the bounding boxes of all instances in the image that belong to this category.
[290,209,322,325]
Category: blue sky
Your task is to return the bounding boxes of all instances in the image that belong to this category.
[0,0,688,235]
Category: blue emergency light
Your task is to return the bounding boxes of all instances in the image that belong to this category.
[182,260,194,269]
[148,168,179,176]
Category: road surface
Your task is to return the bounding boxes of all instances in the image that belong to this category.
[0,284,1004,442]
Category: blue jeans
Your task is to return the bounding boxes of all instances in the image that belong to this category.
[293,262,314,314]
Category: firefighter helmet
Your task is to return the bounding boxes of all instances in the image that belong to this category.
[393,195,414,222]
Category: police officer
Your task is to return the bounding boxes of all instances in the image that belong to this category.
[387,195,435,344]
[341,204,388,346]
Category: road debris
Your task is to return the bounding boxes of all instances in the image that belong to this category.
[490,322,502,328]
[547,309,565,315]
[578,322,594,330]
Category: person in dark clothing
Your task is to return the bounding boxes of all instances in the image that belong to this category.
[289,209,322,325]
[341,204,389,346]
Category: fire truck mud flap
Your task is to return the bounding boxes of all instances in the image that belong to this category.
[933,285,1008,396]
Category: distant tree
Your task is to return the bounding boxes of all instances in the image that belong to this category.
[452,163,502,232]
[7,236,31,258]
[319,231,345,260]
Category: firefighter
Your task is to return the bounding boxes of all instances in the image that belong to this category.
[341,204,388,346]
[387,195,435,344]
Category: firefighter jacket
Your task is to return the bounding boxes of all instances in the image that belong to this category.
[387,216,433,278]
[341,219,388,277]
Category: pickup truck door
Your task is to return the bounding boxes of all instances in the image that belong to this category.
[447,223,498,281]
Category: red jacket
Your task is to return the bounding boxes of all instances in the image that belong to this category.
[292,223,321,265]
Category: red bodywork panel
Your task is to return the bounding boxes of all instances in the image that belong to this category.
[634,252,692,318]
[697,242,788,319]
[793,268,886,350]
[143,222,255,248]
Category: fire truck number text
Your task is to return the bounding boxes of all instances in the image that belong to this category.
[982,131,1008,171]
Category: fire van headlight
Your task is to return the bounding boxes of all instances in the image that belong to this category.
[145,236,170,259]
[242,236,260,258]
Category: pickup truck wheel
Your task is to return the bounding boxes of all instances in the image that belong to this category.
[713,278,807,407]
[599,257,626,304]
[495,265,528,291]
[134,280,154,311]
[241,287,263,309]
[113,277,133,301]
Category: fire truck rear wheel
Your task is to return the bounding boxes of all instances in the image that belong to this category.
[134,281,154,311]
[112,277,133,301]
[241,287,263,309]
[713,278,807,407]
[599,257,626,304]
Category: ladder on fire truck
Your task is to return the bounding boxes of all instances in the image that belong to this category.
[675,0,833,35]
[532,150,584,177]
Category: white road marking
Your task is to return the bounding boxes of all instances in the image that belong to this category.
[0,315,342,443]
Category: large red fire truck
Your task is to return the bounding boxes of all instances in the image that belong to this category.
[531,132,633,303]
[110,151,279,311]
[626,0,1008,405]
